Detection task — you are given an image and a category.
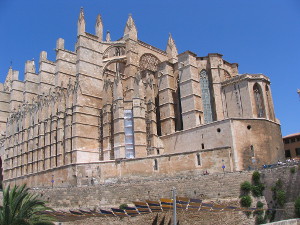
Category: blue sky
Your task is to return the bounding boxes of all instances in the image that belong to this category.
[0,0,299,136]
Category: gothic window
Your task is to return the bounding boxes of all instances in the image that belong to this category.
[253,83,265,118]
[265,85,274,120]
[173,74,183,131]
[224,71,231,80]
[124,109,135,158]
[200,70,213,123]
[155,96,161,136]
[103,46,126,59]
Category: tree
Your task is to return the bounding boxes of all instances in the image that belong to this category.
[0,184,55,225]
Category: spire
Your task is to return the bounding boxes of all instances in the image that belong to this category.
[95,14,103,41]
[166,33,178,63]
[106,30,111,42]
[77,7,86,36]
[123,14,137,40]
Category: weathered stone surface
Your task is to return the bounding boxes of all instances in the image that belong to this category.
[0,11,284,189]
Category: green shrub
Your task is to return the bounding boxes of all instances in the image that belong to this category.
[241,195,252,208]
[256,215,266,225]
[290,167,296,174]
[257,201,264,208]
[265,209,275,222]
[241,181,252,194]
[119,203,128,210]
[295,197,300,217]
[272,179,283,195]
[252,183,265,197]
[276,190,286,207]
[275,179,283,190]
[254,201,264,215]
[252,171,261,184]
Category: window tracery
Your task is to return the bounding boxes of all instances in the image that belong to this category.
[200,70,213,123]
[139,53,160,72]
[103,46,125,59]
[253,83,265,118]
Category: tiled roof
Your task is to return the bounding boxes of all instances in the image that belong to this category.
[283,132,300,139]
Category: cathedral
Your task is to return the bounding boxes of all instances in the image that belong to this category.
[0,9,284,187]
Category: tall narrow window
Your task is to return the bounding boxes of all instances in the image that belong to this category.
[154,159,158,171]
[173,78,183,131]
[99,109,104,161]
[265,85,274,120]
[196,153,201,166]
[155,96,162,136]
[253,83,265,118]
[124,109,135,158]
[200,70,213,123]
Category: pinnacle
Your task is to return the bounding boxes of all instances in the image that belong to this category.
[124,13,137,40]
[166,33,178,62]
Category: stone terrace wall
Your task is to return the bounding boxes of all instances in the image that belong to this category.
[6,147,231,188]
[32,170,251,209]
[30,166,300,221]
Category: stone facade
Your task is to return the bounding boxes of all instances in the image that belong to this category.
[0,9,284,187]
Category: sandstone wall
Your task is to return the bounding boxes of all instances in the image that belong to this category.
[5,147,231,188]
[28,166,300,223]
[232,119,285,170]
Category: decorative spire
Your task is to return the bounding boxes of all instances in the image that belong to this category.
[166,33,178,63]
[123,14,137,40]
[77,7,86,36]
[95,14,103,41]
[106,30,111,42]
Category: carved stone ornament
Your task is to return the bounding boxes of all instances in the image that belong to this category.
[104,79,113,91]
[139,53,160,72]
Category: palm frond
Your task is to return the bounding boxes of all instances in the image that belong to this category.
[0,184,55,225]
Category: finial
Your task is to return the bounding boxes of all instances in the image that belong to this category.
[79,7,84,21]
[106,30,111,42]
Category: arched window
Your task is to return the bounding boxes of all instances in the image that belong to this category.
[253,83,265,118]
[200,70,213,123]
